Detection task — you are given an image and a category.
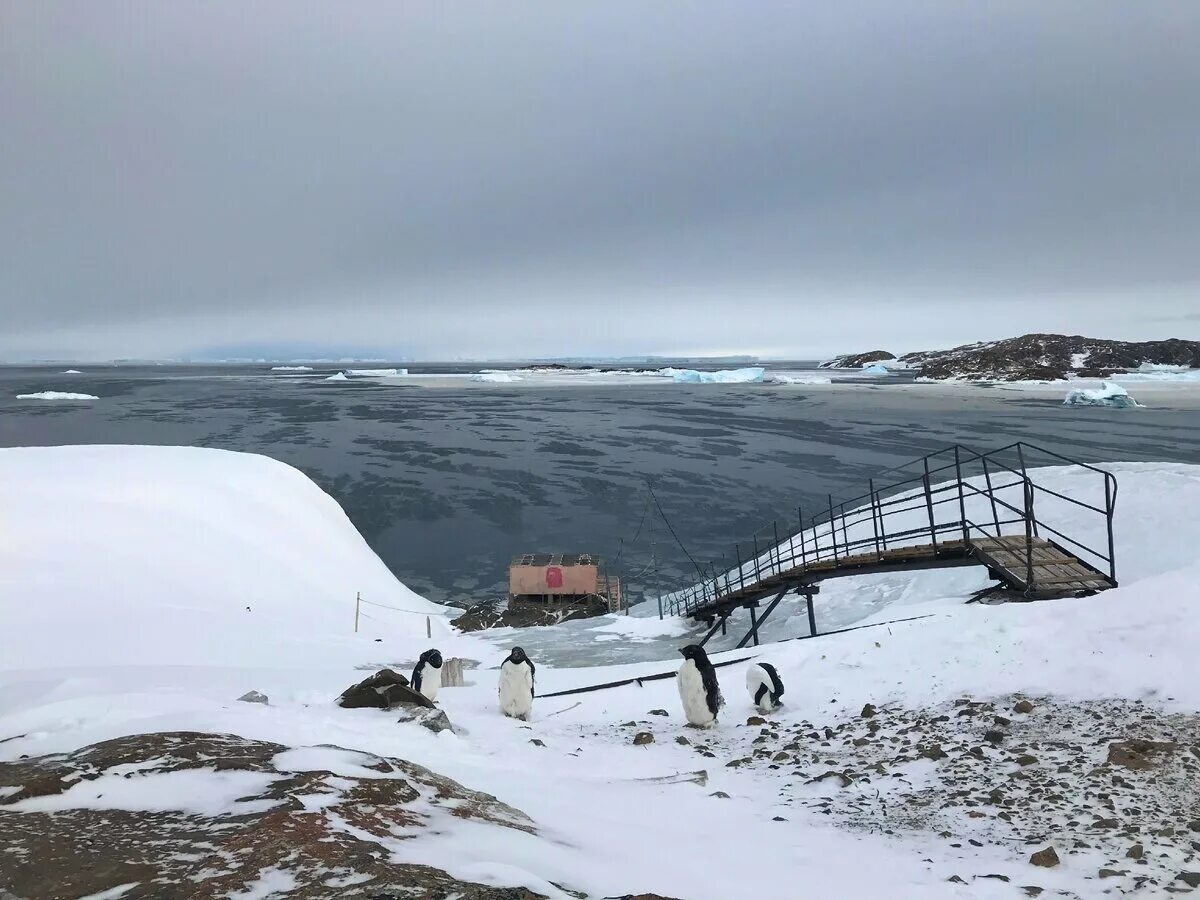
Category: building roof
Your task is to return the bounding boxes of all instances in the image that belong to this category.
[510,553,600,567]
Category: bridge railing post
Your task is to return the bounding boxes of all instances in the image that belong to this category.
[922,457,939,554]
[981,456,1001,536]
[869,478,882,560]
[1016,443,1040,538]
[772,520,781,574]
[735,543,744,593]
[1105,473,1117,584]
[828,494,839,562]
[798,505,808,568]
[1023,479,1035,591]
[954,445,969,544]
[840,502,850,555]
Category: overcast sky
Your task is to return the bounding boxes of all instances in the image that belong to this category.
[2,2,1198,361]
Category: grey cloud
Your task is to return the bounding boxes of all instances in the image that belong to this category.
[2,1,1198,360]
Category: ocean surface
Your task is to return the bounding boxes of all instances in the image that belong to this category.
[4,362,1200,611]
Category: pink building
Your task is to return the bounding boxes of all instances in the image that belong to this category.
[508,553,622,612]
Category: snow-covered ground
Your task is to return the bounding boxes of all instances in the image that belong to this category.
[2,447,1198,898]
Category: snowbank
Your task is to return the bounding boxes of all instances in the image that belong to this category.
[470,372,523,383]
[665,366,765,384]
[0,445,450,669]
[1064,381,1139,407]
[270,365,314,371]
[15,391,98,400]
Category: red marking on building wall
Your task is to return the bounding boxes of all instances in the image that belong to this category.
[545,566,563,589]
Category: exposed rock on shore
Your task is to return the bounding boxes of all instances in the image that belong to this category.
[819,350,897,369]
[452,598,608,632]
[901,334,1200,382]
[0,731,545,899]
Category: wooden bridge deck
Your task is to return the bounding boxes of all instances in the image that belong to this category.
[688,535,1112,622]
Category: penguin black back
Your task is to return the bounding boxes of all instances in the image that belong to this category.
[681,644,722,716]
[754,661,785,707]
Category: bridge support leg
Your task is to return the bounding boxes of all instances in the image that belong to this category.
[806,593,817,637]
[736,590,788,649]
[698,614,727,648]
[720,617,727,636]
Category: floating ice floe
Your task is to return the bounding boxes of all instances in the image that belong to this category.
[767,373,833,385]
[470,372,522,383]
[1063,382,1139,408]
[16,391,98,400]
[270,365,314,371]
[862,364,891,375]
[324,372,349,382]
[1113,364,1200,383]
[62,369,83,374]
[665,366,765,384]
[343,368,407,377]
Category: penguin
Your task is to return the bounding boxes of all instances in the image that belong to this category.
[498,646,535,720]
[411,648,443,704]
[677,644,723,727]
[745,662,785,712]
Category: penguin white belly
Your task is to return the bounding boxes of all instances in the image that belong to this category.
[677,659,716,726]
[417,669,441,703]
[499,661,533,719]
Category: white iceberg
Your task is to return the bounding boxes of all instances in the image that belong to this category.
[343,368,407,377]
[1063,381,1139,408]
[324,372,348,381]
[270,365,314,371]
[666,366,765,384]
[62,369,83,374]
[471,372,523,383]
[16,391,98,400]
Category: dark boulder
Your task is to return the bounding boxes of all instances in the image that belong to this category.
[338,669,435,710]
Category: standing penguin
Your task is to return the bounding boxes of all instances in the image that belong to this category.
[677,644,723,727]
[745,661,785,712]
[498,647,535,720]
[411,649,443,704]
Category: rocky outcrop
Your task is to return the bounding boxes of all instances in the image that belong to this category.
[818,350,897,369]
[452,598,607,632]
[337,668,434,710]
[901,333,1200,382]
[0,731,544,899]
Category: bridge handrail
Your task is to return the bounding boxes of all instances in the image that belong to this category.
[666,442,1118,617]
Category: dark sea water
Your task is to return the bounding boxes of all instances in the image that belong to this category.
[3,363,1199,607]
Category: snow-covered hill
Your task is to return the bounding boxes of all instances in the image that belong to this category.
[1,447,1198,898]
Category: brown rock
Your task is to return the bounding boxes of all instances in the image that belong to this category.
[1029,846,1060,868]
[860,703,877,718]
[1098,869,1126,879]
[1178,872,1200,889]
[1107,738,1179,770]
[1013,699,1035,714]
[337,668,434,710]
[1020,888,1043,898]
[632,732,655,746]
[648,709,669,717]
[1126,843,1144,859]
[746,716,767,726]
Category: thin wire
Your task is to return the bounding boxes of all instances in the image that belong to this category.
[647,481,706,579]
[612,486,652,568]
[358,597,450,616]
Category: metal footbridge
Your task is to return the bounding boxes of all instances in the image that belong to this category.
[665,442,1118,649]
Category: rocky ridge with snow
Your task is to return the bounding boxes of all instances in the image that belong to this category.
[902,334,1200,382]
[818,349,898,369]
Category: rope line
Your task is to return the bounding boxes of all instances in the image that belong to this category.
[647,481,706,580]
[358,596,450,616]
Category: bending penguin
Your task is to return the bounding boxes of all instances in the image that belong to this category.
[498,646,535,720]
[745,661,785,713]
[411,648,443,704]
[677,644,723,727]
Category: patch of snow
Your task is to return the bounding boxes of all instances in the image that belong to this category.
[324,372,348,381]
[1070,351,1091,369]
[15,391,98,400]
[270,365,314,371]
[225,866,301,900]
[1064,381,1139,407]
[664,366,765,384]
[9,768,281,817]
[470,372,523,383]
[76,884,140,900]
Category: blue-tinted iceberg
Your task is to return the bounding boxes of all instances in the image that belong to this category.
[862,364,891,375]
[667,366,765,384]
[1063,382,1139,408]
